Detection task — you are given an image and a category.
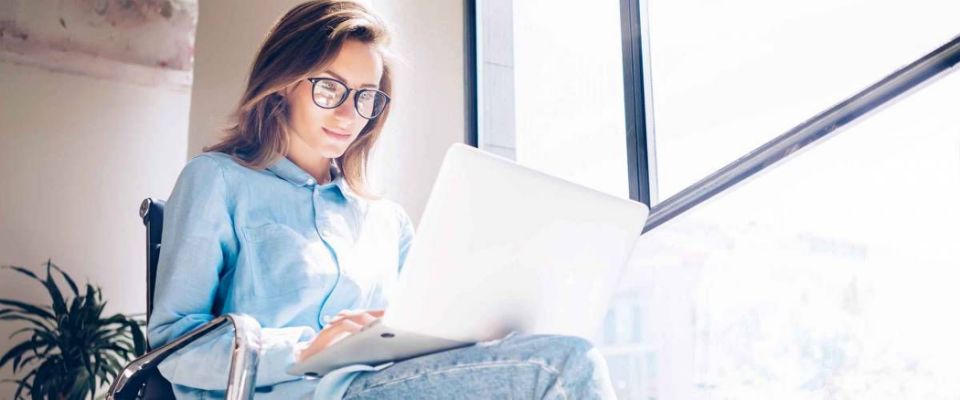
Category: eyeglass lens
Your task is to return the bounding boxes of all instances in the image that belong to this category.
[312,78,388,119]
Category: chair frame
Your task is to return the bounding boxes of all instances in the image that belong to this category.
[107,198,263,400]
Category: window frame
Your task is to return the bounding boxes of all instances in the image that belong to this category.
[467,0,960,234]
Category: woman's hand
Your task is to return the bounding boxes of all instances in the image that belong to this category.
[296,309,384,362]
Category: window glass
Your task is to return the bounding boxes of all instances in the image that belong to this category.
[477,0,629,198]
[600,62,960,399]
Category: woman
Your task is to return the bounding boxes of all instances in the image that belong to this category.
[148,1,616,398]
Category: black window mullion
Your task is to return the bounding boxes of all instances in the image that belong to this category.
[619,0,655,208]
[464,0,479,147]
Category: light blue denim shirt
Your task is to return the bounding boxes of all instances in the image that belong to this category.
[148,152,414,399]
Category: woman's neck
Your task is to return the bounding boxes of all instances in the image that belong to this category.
[286,141,332,185]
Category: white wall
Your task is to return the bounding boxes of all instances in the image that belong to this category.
[1,0,195,394]
[0,61,190,392]
[189,0,466,223]
[366,0,466,221]
[185,0,303,158]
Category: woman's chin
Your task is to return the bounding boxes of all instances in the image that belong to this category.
[305,141,348,159]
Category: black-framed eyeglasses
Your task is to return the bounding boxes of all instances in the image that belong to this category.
[306,77,390,120]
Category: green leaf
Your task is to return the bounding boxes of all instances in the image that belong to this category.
[0,308,36,319]
[13,353,40,372]
[0,313,55,333]
[68,295,83,325]
[0,377,33,399]
[11,353,23,373]
[7,326,51,348]
[0,299,55,320]
[2,261,151,397]
[1,265,44,284]
[101,343,127,354]
[66,373,89,400]
[0,307,55,323]
[28,328,58,348]
[82,284,100,318]
[126,318,147,356]
[29,362,45,400]
[17,338,55,368]
[100,313,128,325]
[92,352,104,379]
[99,351,120,369]
[3,370,35,400]
[0,341,37,369]
[43,262,69,319]
[48,260,80,297]
[7,327,31,342]
[81,352,96,400]
[92,300,106,320]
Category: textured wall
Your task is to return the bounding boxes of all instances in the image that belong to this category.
[0,1,195,395]
[0,0,197,88]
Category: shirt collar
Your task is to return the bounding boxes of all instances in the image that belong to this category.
[266,156,358,200]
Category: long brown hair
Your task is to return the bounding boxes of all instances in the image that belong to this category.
[205,0,393,198]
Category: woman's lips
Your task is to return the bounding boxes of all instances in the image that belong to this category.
[323,127,351,141]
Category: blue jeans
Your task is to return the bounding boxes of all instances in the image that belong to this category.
[342,333,617,399]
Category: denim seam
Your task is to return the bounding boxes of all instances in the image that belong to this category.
[347,359,564,398]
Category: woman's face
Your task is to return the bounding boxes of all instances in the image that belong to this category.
[284,39,384,159]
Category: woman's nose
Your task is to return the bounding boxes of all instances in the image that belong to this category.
[333,94,358,119]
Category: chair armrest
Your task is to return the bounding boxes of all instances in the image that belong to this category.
[107,313,262,400]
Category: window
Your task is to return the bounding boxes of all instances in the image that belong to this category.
[604,68,960,397]
[475,0,630,198]
[646,0,960,202]
[474,0,960,398]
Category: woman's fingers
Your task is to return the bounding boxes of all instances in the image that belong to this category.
[327,309,383,326]
[336,308,384,317]
[326,319,363,346]
[320,318,364,338]
[319,319,363,351]
[334,318,364,334]
[299,310,383,361]
[356,312,378,326]
[326,309,357,325]
[299,319,365,361]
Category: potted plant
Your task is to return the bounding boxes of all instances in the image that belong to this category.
[0,260,146,399]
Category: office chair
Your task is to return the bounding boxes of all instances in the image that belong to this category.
[107,198,263,400]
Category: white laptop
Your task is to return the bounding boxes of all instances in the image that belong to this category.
[287,143,649,377]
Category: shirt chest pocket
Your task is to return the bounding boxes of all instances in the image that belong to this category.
[241,223,338,298]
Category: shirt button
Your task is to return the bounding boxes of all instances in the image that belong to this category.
[305,178,315,185]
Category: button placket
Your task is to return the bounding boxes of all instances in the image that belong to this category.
[312,185,343,327]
